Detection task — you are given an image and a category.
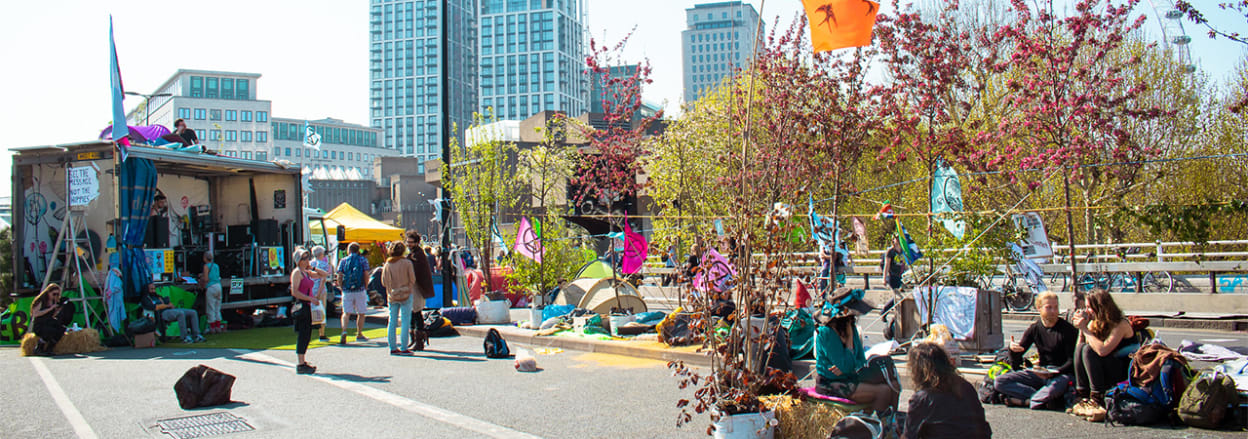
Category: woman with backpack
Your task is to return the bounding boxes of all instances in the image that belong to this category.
[381,241,416,356]
[1071,289,1138,407]
[904,342,992,438]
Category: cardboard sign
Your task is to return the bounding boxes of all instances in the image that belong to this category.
[67,166,99,207]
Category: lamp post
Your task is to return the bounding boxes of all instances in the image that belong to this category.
[124,91,172,125]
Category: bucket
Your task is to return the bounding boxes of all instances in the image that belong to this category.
[475,299,511,324]
[527,306,543,329]
[711,409,775,439]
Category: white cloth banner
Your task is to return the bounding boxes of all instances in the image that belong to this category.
[914,285,979,341]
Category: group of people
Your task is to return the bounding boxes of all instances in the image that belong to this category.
[992,289,1140,415]
[286,230,434,375]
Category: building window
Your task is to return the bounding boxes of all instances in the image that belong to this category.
[285,147,291,156]
[225,110,237,121]
[257,131,268,143]
[190,76,204,97]
[209,129,221,141]
[210,109,222,121]
[221,78,234,100]
[177,108,191,119]
[236,79,250,100]
[206,77,219,98]
[240,131,252,142]
[225,130,237,141]
[241,110,252,122]
[193,108,206,120]
[242,151,252,160]
[296,149,301,158]
[257,111,268,122]
[255,152,266,161]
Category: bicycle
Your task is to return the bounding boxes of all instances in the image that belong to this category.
[1074,247,1175,293]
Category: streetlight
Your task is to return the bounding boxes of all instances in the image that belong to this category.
[124,91,172,125]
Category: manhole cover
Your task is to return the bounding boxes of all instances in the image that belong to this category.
[155,412,254,439]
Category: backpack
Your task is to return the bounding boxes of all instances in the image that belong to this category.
[367,267,386,296]
[1177,370,1240,429]
[483,328,510,358]
[828,409,900,439]
[339,254,367,291]
[173,364,236,409]
[1105,358,1188,426]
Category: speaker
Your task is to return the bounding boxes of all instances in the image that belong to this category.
[227,225,251,247]
[147,216,170,248]
[256,220,280,246]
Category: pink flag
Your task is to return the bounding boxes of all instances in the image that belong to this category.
[513,217,543,263]
[693,249,737,293]
[621,221,648,274]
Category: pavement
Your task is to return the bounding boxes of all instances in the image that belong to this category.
[3,303,1245,439]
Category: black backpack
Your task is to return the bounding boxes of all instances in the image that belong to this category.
[173,365,236,409]
[483,328,510,358]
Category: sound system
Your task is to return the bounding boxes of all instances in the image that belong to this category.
[227,225,251,247]
[256,219,280,246]
[147,216,170,248]
[216,248,247,278]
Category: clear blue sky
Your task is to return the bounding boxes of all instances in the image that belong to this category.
[0,0,1242,198]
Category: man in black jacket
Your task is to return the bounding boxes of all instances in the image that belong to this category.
[993,292,1079,408]
[405,230,434,350]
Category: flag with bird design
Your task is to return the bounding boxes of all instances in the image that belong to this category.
[802,0,880,52]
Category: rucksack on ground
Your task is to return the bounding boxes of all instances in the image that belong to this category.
[483,328,510,358]
[1105,357,1190,426]
[1178,370,1240,429]
[173,365,236,410]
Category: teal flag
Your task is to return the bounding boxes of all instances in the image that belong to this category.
[931,162,966,240]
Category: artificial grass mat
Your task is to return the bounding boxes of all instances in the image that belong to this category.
[158,326,392,351]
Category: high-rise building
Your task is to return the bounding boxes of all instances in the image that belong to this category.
[478,0,587,121]
[127,69,272,160]
[682,1,762,104]
[590,64,636,114]
[370,0,478,162]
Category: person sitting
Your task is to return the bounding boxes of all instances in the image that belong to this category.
[30,283,73,356]
[904,342,992,439]
[1072,289,1138,407]
[814,288,899,413]
[141,283,206,343]
[994,291,1078,408]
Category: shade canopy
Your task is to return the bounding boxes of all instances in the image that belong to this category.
[311,202,404,242]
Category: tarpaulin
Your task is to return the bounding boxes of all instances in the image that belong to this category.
[119,158,156,299]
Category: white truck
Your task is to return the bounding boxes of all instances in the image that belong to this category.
[10,141,328,310]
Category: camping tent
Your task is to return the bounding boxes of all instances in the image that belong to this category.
[575,259,618,280]
[554,278,647,315]
[312,202,404,242]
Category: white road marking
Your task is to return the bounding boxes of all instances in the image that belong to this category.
[29,357,99,439]
[229,349,542,439]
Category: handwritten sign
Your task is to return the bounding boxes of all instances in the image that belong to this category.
[230,278,244,295]
[67,166,99,207]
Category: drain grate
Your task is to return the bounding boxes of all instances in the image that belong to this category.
[155,412,255,439]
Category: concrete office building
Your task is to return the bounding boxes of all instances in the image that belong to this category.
[682,1,763,104]
[126,69,273,160]
[370,0,478,165]
[478,0,587,121]
[270,117,397,182]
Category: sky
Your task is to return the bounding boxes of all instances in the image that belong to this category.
[0,0,1243,199]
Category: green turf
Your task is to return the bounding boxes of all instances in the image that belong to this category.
[159,326,391,351]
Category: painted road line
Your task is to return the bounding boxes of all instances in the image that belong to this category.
[228,349,542,439]
[29,357,99,439]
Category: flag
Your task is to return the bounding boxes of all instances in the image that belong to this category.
[428,199,442,222]
[491,218,508,254]
[852,216,869,257]
[109,16,130,161]
[513,217,543,263]
[931,161,966,239]
[896,218,923,265]
[621,220,648,275]
[693,248,736,293]
[874,201,894,220]
[802,0,880,53]
[303,121,322,150]
[809,195,838,251]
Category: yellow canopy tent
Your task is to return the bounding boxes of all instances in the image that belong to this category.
[311,202,405,242]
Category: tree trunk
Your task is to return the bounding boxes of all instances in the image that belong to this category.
[1064,171,1080,307]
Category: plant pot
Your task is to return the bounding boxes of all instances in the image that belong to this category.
[711,409,775,439]
[608,313,636,336]
[527,306,543,329]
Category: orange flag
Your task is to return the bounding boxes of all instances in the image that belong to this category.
[802,0,880,52]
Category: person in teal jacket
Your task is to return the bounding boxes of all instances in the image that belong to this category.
[815,288,899,413]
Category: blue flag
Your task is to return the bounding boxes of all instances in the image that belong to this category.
[491,217,508,254]
[809,195,838,251]
[109,16,130,160]
[896,218,924,265]
[931,161,965,239]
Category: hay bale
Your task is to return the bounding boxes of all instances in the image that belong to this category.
[761,394,848,439]
[20,333,38,356]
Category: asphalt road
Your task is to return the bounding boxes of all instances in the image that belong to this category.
[2,316,1244,439]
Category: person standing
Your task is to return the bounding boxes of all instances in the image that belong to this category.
[883,236,906,298]
[201,252,224,334]
[382,241,416,355]
[290,248,326,374]
[405,231,434,350]
[336,242,370,344]
[310,246,334,342]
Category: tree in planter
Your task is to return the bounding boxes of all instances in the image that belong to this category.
[509,116,580,307]
[446,113,520,293]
